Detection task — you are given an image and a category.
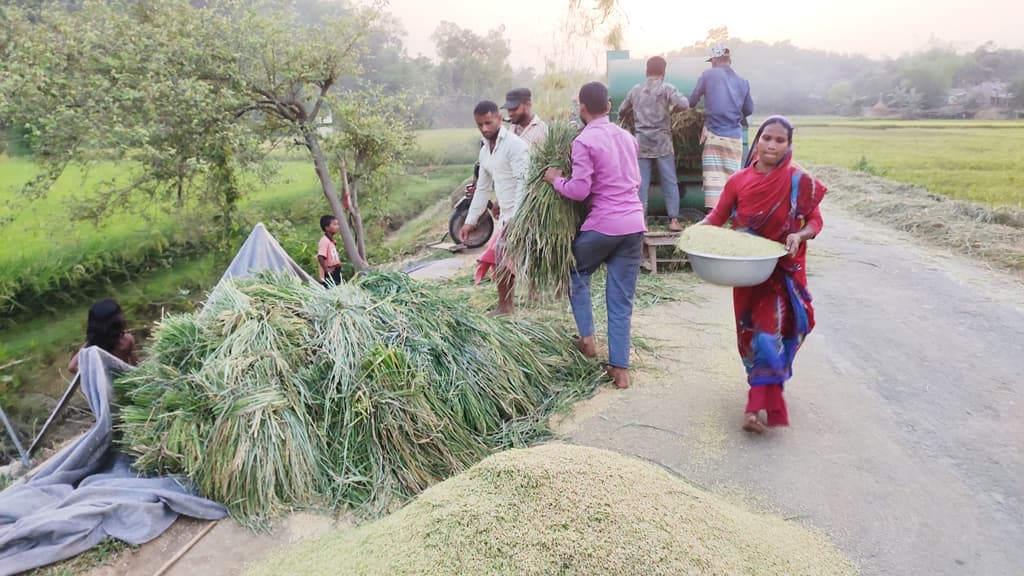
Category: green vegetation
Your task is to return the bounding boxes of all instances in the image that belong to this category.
[115,273,604,522]
[503,122,581,295]
[0,157,468,425]
[794,121,1024,208]
[0,159,316,321]
[408,129,482,171]
[423,120,1024,208]
[410,129,482,166]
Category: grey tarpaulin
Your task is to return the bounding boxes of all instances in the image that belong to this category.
[0,348,227,576]
[216,222,314,287]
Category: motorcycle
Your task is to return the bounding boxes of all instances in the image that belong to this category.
[448,162,495,249]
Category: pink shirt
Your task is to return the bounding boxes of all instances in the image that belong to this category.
[552,117,647,236]
[317,235,341,278]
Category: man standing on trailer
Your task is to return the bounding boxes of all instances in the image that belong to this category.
[689,43,753,211]
[618,56,690,231]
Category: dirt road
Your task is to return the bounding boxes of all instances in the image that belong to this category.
[559,204,1024,575]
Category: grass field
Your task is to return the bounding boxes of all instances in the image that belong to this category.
[419,120,1024,208]
[792,120,1024,208]
[0,156,469,418]
[411,128,481,166]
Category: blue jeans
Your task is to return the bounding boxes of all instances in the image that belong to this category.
[569,230,643,368]
[638,154,680,219]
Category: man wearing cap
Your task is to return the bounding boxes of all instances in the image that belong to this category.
[503,88,548,149]
[689,43,753,211]
[618,56,690,232]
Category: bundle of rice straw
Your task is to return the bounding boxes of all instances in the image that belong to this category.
[249,444,856,576]
[618,108,706,156]
[116,272,604,522]
[501,121,585,295]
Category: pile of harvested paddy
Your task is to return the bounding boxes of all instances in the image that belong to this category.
[115,273,604,522]
[678,225,786,258]
[248,444,855,576]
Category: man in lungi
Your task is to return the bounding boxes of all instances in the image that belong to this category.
[689,43,754,211]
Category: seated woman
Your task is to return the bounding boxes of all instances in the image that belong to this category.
[702,116,827,434]
[68,299,137,374]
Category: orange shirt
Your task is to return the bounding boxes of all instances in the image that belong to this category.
[317,235,341,279]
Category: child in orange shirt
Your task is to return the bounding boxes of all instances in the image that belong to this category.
[317,215,343,286]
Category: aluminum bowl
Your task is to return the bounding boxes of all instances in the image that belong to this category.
[684,250,786,287]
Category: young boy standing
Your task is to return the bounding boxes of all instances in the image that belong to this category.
[317,215,343,286]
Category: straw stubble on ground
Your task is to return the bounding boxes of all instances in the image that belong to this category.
[811,165,1024,274]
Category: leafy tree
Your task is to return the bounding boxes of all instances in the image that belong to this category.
[891,85,925,118]
[0,0,411,270]
[1,1,258,226]
[431,21,514,127]
[828,80,860,116]
[327,88,416,260]
[1010,77,1024,109]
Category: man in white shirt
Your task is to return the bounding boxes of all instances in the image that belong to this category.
[461,100,530,315]
[503,88,548,149]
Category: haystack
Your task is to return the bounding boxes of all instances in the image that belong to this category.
[115,273,604,522]
[248,444,856,576]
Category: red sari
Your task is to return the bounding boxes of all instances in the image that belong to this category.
[705,153,826,426]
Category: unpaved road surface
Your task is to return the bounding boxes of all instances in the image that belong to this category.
[560,204,1024,575]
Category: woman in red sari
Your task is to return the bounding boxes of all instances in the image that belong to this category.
[702,116,827,434]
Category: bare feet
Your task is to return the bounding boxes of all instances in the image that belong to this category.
[742,413,765,434]
[607,366,630,389]
[575,336,598,358]
[668,218,684,232]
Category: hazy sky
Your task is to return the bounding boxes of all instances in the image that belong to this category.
[386,0,1024,69]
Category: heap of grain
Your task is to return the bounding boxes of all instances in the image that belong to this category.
[677,225,787,258]
[248,444,856,576]
[115,272,603,522]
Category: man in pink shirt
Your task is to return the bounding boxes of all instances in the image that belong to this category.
[543,81,647,390]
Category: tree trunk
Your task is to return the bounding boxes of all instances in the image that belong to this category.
[303,130,368,271]
[340,160,367,261]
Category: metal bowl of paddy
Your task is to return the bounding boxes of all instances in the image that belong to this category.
[683,250,787,287]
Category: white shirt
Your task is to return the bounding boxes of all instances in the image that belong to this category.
[514,115,548,149]
[467,125,530,229]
